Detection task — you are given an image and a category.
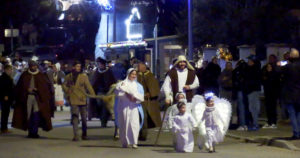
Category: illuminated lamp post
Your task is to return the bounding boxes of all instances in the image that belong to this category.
[188,0,193,60]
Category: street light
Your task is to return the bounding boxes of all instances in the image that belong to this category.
[188,0,193,60]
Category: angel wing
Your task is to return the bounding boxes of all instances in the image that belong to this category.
[214,98,232,134]
[163,104,179,129]
[191,95,208,149]
[191,95,206,124]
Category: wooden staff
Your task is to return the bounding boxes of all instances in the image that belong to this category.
[154,101,171,146]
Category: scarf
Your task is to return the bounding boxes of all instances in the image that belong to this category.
[28,69,39,75]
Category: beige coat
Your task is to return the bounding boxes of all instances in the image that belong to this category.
[137,71,162,128]
[63,73,95,106]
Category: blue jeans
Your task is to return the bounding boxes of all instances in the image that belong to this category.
[237,91,246,126]
[286,104,300,137]
[248,91,261,127]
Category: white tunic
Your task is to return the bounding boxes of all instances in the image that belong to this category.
[116,78,144,146]
[162,68,199,102]
[166,102,193,129]
[172,113,196,152]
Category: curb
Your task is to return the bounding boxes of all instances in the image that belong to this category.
[226,133,300,151]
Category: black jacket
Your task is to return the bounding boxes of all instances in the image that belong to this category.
[0,72,15,103]
[245,63,262,94]
[202,62,221,89]
[232,62,248,92]
[92,68,116,93]
[278,59,300,105]
[262,65,280,98]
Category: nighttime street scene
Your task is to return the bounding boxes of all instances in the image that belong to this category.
[0,0,300,157]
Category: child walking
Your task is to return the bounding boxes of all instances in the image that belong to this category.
[197,92,232,153]
[172,101,196,152]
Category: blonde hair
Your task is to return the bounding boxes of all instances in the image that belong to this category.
[290,48,299,59]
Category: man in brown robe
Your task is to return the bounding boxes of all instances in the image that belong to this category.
[162,55,199,104]
[137,63,162,140]
[12,60,54,138]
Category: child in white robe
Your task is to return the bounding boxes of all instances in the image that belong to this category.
[165,92,192,129]
[172,101,197,152]
[198,92,232,153]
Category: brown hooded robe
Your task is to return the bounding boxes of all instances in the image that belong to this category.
[137,70,162,128]
[12,70,54,131]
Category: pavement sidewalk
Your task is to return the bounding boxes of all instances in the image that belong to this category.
[227,121,300,151]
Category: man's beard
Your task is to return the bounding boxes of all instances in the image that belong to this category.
[30,68,37,72]
[179,65,186,70]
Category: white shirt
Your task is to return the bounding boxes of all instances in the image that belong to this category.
[162,68,199,102]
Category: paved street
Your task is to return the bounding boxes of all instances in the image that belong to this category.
[1,110,300,158]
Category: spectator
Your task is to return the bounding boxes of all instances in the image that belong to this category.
[277,48,300,140]
[0,65,14,134]
[196,61,208,95]
[245,55,262,131]
[202,57,221,95]
[47,63,66,111]
[262,63,280,129]
[233,60,250,131]
[219,61,233,102]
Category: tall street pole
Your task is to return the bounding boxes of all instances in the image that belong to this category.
[188,0,193,60]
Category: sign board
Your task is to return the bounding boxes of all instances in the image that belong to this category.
[4,29,19,37]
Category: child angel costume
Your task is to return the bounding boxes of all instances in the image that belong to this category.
[172,112,197,152]
[192,95,232,150]
[164,92,193,130]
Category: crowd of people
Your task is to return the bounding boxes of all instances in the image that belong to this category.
[0,48,299,153]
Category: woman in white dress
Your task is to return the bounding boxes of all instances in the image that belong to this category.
[115,68,144,149]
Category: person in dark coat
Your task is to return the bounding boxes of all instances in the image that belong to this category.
[202,57,221,95]
[196,61,208,95]
[219,61,233,102]
[232,60,251,131]
[89,57,116,127]
[262,57,281,129]
[12,60,54,138]
[277,48,300,139]
[0,65,14,133]
[245,55,262,131]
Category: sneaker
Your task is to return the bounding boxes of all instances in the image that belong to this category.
[262,124,271,129]
[236,126,247,131]
[270,124,277,129]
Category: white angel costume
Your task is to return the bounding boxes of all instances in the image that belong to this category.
[172,112,197,152]
[165,93,192,130]
[115,68,144,147]
[192,94,232,150]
